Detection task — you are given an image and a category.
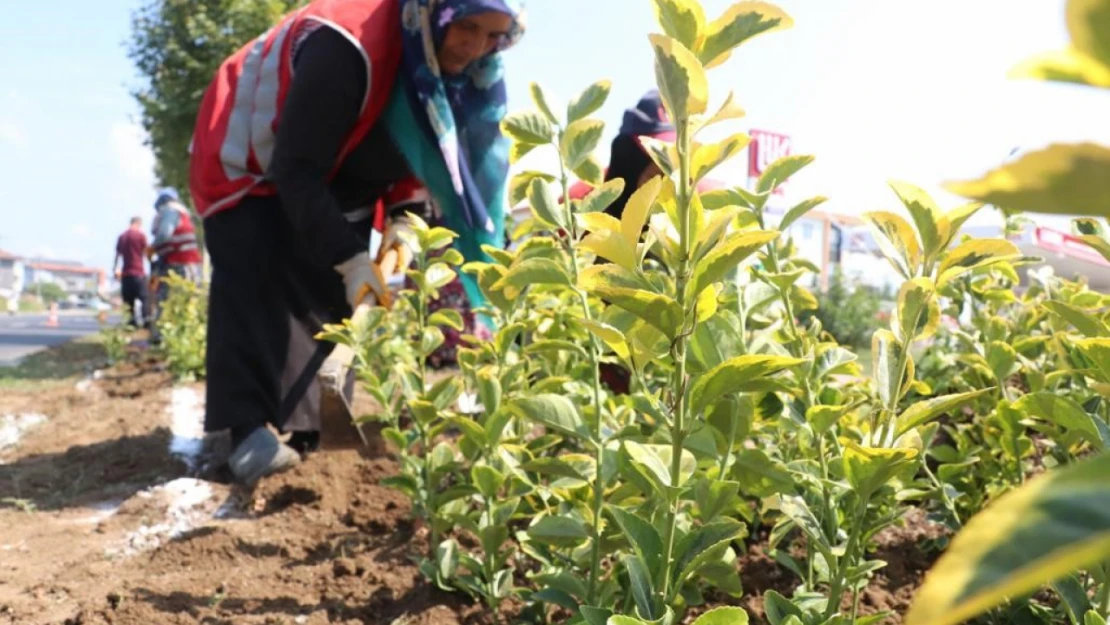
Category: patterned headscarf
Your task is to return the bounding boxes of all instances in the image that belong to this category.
[397,0,525,239]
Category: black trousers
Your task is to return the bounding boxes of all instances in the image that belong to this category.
[203,196,352,434]
[120,275,148,327]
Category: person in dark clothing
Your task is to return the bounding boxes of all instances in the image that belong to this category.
[567,91,725,394]
[189,0,525,485]
[113,216,149,328]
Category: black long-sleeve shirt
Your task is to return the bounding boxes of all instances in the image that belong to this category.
[267,26,410,269]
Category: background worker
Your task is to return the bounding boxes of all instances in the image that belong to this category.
[148,188,203,344]
[113,216,149,328]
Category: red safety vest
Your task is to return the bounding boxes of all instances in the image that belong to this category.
[156,205,203,265]
[188,0,402,218]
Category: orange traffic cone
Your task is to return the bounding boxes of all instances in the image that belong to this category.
[45,302,59,328]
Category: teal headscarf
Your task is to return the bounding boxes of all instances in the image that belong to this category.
[384,0,526,308]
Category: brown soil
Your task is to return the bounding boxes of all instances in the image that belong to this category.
[0,351,944,625]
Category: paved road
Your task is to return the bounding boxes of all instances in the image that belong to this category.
[0,312,119,367]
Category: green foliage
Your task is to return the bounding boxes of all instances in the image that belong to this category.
[799,271,887,349]
[99,316,133,365]
[156,273,207,380]
[34,283,66,305]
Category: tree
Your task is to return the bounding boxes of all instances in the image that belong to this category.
[127,0,302,200]
[36,283,67,305]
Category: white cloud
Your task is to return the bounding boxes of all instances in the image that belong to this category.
[0,121,26,147]
[71,224,92,239]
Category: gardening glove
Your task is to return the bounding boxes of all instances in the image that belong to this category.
[334,251,392,310]
[375,216,415,280]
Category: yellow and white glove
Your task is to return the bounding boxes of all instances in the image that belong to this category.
[376,217,415,279]
[334,252,392,311]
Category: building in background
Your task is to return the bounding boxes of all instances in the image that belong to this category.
[23,260,106,296]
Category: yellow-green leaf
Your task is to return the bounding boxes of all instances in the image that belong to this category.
[1076,233,1110,263]
[938,239,1022,282]
[894,278,938,343]
[896,388,993,437]
[905,452,1110,625]
[574,156,605,186]
[502,110,554,145]
[649,33,709,120]
[756,154,814,195]
[698,90,746,130]
[943,202,987,248]
[1009,48,1110,88]
[864,211,922,279]
[567,79,612,124]
[561,119,606,170]
[626,441,697,488]
[692,134,751,183]
[529,177,565,229]
[889,180,950,262]
[1044,300,1110,337]
[699,1,794,68]
[1075,338,1110,383]
[639,135,678,177]
[493,258,572,295]
[586,285,684,340]
[1015,392,1110,450]
[842,442,918,497]
[690,354,805,416]
[580,179,626,215]
[651,0,705,51]
[622,176,665,248]
[945,143,1110,219]
[529,82,559,124]
[691,230,779,297]
[581,230,636,270]
[1066,0,1110,67]
[873,329,906,409]
[778,196,829,232]
[581,319,630,360]
[510,171,556,207]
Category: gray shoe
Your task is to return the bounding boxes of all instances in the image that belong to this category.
[228,427,301,486]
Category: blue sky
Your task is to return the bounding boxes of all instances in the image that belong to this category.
[1,0,1108,272]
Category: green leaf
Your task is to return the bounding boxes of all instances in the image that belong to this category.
[1053,574,1092,624]
[757,155,814,195]
[585,285,684,341]
[896,388,993,437]
[778,196,829,232]
[529,177,565,229]
[944,143,1110,220]
[624,554,660,620]
[872,329,906,409]
[471,465,504,499]
[690,354,805,417]
[609,505,664,576]
[732,449,794,497]
[1010,48,1110,88]
[510,170,556,206]
[842,443,918,498]
[905,452,1110,625]
[574,155,605,186]
[502,110,555,144]
[806,404,851,436]
[529,82,559,124]
[435,539,459,582]
[938,239,1022,284]
[674,519,748,588]
[533,572,589,603]
[692,134,751,182]
[625,441,696,488]
[532,588,578,611]
[1044,300,1110,338]
[1075,338,1110,383]
[894,277,939,343]
[562,119,606,170]
[508,395,591,441]
[986,341,1018,384]
[651,0,705,50]
[1084,611,1105,625]
[608,616,650,625]
[690,606,750,625]
[521,457,588,483]
[476,369,501,415]
[695,479,741,522]
[698,2,794,68]
[527,515,590,548]
[778,495,832,559]
[890,180,948,262]
[649,33,709,120]
[567,79,612,124]
[525,339,589,359]
[580,179,626,215]
[1015,392,1110,450]
[691,229,780,297]
[427,309,464,331]
[494,257,572,294]
[864,211,922,279]
[583,607,614,625]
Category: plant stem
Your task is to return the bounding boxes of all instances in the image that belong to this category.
[661,118,694,606]
[1097,565,1110,618]
[555,136,607,606]
[825,497,869,620]
[923,461,962,528]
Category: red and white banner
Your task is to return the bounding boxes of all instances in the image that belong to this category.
[1034,226,1110,267]
[748,129,792,195]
